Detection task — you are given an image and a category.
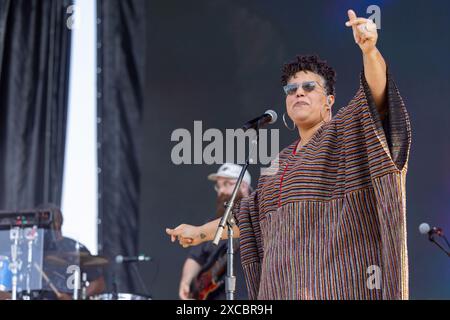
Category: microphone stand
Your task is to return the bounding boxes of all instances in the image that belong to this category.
[112,267,119,300]
[130,262,152,299]
[73,241,80,300]
[9,227,20,301]
[212,128,259,300]
[428,234,450,257]
[442,235,450,250]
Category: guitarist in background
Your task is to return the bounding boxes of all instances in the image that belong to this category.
[178,163,251,300]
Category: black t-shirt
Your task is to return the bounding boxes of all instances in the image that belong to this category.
[188,238,248,300]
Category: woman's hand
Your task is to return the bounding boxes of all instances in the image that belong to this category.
[345,9,378,55]
[166,224,206,248]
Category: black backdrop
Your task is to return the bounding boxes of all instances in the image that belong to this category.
[134,0,450,299]
[0,0,71,210]
[97,0,146,294]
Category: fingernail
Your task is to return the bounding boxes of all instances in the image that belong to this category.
[345,22,350,26]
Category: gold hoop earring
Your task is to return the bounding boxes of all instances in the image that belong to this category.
[283,112,296,131]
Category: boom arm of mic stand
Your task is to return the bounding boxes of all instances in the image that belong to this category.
[442,235,450,251]
[213,129,258,245]
[130,262,152,298]
[429,235,450,257]
[212,167,245,245]
[212,127,259,300]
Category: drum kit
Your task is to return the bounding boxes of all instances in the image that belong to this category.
[0,210,151,300]
[1,250,151,300]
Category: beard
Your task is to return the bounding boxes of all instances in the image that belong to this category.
[215,190,245,218]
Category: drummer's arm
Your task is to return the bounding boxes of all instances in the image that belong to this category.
[86,276,106,297]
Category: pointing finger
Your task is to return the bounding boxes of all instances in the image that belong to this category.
[347,9,357,21]
[166,228,179,242]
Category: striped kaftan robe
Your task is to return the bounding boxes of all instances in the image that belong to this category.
[234,71,411,300]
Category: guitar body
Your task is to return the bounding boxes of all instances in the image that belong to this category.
[192,274,223,300]
[189,257,226,300]
[189,239,243,300]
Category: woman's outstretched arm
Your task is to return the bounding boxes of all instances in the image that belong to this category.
[346,9,387,117]
[166,218,240,248]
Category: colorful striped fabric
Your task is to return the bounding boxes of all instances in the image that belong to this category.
[233,71,411,300]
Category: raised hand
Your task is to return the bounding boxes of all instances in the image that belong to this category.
[345,9,378,54]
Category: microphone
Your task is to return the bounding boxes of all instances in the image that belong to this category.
[419,223,450,257]
[419,223,444,238]
[115,254,152,263]
[242,110,277,131]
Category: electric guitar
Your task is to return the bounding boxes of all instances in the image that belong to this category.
[190,239,241,300]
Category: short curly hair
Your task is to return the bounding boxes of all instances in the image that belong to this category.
[281,55,337,96]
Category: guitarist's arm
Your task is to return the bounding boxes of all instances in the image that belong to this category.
[179,258,202,300]
[166,218,240,248]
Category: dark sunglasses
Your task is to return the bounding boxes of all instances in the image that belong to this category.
[283,81,325,96]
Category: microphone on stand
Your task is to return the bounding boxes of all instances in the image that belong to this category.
[419,223,444,238]
[242,110,277,131]
[419,223,450,257]
[115,255,152,264]
[114,255,153,299]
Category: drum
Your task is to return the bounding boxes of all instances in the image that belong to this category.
[0,256,12,291]
[91,293,151,300]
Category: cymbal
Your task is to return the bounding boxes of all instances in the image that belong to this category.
[80,255,109,267]
[45,255,68,266]
[45,253,109,267]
